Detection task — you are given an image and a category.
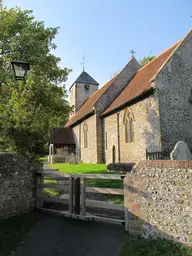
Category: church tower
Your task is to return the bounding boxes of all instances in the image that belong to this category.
[69,71,99,116]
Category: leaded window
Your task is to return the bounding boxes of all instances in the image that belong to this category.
[124,108,135,143]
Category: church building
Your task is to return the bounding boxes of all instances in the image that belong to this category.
[51,29,192,164]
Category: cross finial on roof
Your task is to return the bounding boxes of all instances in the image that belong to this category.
[80,54,86,71]
[130,49,135,58]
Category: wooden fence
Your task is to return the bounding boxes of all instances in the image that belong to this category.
[36,169,125,225]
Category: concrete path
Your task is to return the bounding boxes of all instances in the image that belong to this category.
[15,214,124,256]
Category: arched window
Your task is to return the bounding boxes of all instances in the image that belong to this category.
[83,121,88,148]
[123,108,135,143]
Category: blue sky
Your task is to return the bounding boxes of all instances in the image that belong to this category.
[3,0,192,92]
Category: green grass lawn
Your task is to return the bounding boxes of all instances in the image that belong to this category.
[49,162,107,174]
[45,162,124,204]
[44,179,59,197]
[39,156,48,163]
[119,236,192,256]
[0,212,42,256]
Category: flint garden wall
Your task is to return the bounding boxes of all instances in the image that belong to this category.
[124,160,192,245]
[0,153,41,219]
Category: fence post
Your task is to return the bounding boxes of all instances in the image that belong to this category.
[36,169,44,209]
[69,176,74,214]
[75,177,81,215]
[81,177,86,216]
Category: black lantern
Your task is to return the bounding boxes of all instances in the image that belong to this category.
[11,60,30,81]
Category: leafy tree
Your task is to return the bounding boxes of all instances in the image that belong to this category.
[139,56,156,67]
[0,7,72,160]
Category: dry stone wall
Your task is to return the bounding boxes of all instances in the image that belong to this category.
[0,153,40,219]
[124,160,192,245]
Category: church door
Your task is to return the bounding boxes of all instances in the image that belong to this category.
[112,145,116,163]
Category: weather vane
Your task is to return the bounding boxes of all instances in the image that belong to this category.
[130,49,135,58]
[80,54,86,71]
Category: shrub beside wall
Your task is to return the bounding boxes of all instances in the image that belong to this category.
[107,163,135,173]
[124,160,192,245]
[0,153,41,219]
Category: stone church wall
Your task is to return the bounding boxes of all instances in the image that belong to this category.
[73,125,80,161]
[104,114,118,164]
[71,82,98,115]
[72,114,97,163]
[156,31,192,153]
[95,58,140,115]
[96,58,140,163]
[104,93,162,164]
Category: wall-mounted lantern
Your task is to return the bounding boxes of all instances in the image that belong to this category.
[11,60,30,81]
[1,47,30,81]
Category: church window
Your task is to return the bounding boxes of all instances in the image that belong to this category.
[83,121,88,148]
[125,122,129,143]
[124,108,135,143]
[105,132,108,150]
[84,84,90,91]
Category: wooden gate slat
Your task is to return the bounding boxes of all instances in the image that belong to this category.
[86,187,124,195]
[86,199,124,211]
[40,183,69,192]
[43,196,69,204]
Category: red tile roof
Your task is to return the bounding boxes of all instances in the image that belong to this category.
[66,38,182,127]
[102,41,180,116]
[65,74,118,127]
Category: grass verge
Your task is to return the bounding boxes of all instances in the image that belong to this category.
[87,178,124,204]
[44,179,59,197]
[0,211,42,256]
[39,156,48,164]
[49,163,107,174]
[119,235,192,256]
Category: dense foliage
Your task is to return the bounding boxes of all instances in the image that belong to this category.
[139,56,156,67]
[0,8,72,159]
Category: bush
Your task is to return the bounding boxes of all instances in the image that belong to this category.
[107,163,135,173]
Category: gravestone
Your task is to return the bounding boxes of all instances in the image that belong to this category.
[170,141,192,160]
[69,153,78,165]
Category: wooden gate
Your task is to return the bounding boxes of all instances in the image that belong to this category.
[36,168,125,225]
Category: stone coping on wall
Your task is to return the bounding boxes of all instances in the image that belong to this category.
[136,160,192,169]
